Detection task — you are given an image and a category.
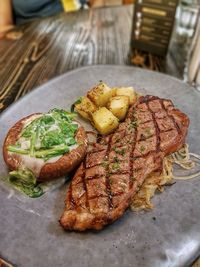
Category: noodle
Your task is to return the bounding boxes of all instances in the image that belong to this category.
[130,144,200,211]
[169,144,200,180]
[169,144,195,170]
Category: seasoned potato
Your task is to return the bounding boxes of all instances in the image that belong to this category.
[92,107,119,135]
[75,96,97,121]
[108,96,129,121]
[111,87,117,97]
[87,82,112,107]
[115,87,137,105]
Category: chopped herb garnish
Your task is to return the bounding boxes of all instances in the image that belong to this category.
[114,148,126,156]
[131,120,138,128]
[140,145,146,152]
[101,161,108,168]
[113,156,119,163]
[112,162,120,170]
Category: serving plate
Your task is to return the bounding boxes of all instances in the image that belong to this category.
[0,65,200,267]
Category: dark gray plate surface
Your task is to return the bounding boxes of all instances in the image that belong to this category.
[0,65,200,267]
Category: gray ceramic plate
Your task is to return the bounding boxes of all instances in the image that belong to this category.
[0,65,200,267]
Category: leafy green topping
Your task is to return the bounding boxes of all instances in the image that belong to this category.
[41,130,66,149]
[34,145,69,161]
[112,162,120,170]
[8,146,29,155]
[8,109,78,161]
[9,169,43,198]
[9,169,36,185]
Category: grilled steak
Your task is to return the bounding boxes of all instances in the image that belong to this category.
[60,95,189,231]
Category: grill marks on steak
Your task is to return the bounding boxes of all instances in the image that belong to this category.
[60,95,189,231]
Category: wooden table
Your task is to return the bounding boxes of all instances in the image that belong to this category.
[0,5,185,113]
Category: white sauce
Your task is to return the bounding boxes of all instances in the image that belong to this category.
[22,114,42,129]
[19,155,46,177]
[17,142,79,177]
[48,124,59,131]
[68,143,78,151]
[20,140,30,150]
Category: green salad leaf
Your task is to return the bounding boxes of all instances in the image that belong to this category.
[41,130,66,149]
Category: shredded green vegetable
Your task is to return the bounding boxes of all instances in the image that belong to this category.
[7,109,78,198]
[9,169,43,198]
[8,109,78,161]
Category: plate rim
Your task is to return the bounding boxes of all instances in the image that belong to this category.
[0,64,195,120]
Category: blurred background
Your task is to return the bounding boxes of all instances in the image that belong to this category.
[91,0,200,89]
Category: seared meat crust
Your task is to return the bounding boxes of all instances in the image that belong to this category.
[3,114,87,181]
[60,95,189,231]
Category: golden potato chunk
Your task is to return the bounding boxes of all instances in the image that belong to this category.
[92,107,119,135]
[115,87,137,105]
[87,82,112,107]
[108,96,129,121]
[75,96,97,121]
[111,87,117,97]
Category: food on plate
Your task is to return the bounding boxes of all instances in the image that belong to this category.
[108,96,130,121]
[87,82,113,107]
[60,95,189,231]
[115,86,137,104]
[131,143,200,211]
[73,82,138,134]
[92,107,119,135]
[73,96,97,121]
[3,109,87,186]
[131,157,173,211]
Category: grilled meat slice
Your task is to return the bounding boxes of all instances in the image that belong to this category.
[60,95,189,231]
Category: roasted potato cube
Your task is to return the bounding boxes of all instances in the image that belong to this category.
[75,96,97,121]
[111,87,117,97]
[87,82,112,107]
[108,96,129,121]
[115,87,137,105]
[92,107,119,135]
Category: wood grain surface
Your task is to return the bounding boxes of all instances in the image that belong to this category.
[0,5,184,113]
